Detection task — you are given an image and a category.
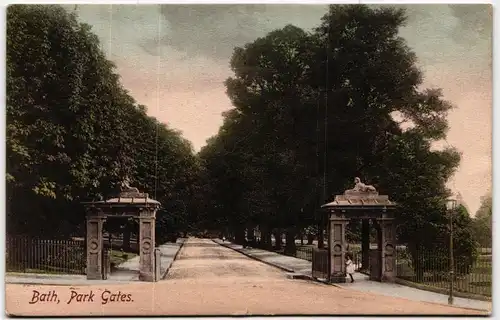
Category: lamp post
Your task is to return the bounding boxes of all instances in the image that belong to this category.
[446,196,458,305]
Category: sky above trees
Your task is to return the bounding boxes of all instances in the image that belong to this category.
[62,4,491,215]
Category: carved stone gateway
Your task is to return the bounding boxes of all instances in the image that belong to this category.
[320,177,397,283]
[82,179,161,281]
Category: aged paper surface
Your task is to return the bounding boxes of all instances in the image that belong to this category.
[5,3,492,317]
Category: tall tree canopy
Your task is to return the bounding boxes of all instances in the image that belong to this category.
[199,4,471,258]
[6,5,200,239]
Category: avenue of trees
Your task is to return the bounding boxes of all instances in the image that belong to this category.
[6,4,488,271]
[6,5,201,243]
[197,5,479,265]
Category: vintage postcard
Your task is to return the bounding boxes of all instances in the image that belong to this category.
[5,3,492,317]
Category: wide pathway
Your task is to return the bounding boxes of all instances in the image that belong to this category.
[5,238,489,316]
[166,238,286,284]
[216,239,492,312]
[214,239,313,275]
[109,238,186,281]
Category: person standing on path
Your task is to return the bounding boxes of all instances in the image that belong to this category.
[346,254,355,283]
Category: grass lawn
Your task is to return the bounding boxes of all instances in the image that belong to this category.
[8,250,138,275]
[396,255,492,297]
[110,249,137,267]
[421,275,492,297]
[10,266,84,275]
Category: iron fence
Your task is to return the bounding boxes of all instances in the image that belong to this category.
[295,245,314,261]
[311,248,329,279]
[6,235,86,275]
[395,248,492,297]
[264,240,491,298]
[292,245,363,271]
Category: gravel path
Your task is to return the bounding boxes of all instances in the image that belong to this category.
[165,238,285,282]
[5,238,489,316]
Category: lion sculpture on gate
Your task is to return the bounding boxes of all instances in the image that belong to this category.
[347,177,377,193]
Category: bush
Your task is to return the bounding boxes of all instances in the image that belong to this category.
[404,205,478,279]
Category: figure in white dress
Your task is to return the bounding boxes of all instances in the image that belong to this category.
[346,254,355,283]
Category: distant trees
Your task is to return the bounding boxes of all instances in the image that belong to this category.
[6,5,200,239]
[452,205,478,273]
[471,194,492,248]
[198,4,476,264]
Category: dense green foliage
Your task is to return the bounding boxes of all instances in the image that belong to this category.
[412,204,478,275]
[471,194,493,248]
[6,5,200,240]
[451,205,478,272]
[6,4,481,274]
[198,4,476,264]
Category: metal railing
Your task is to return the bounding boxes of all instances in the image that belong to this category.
[311,248,329,279]
[294,246,362,267]
[6,235,86,275]
[256,239,491,298]
[395,248,492,297]
[295,246,314,261]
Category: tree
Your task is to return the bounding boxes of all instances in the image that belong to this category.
[7,5,131,235]
[198,110,254,244]
[200,5,476,272]
[215,25,321,252]
[312,6,474,266]
[452,205,478,274]
[6,5,200,240]
[471,194,492,248]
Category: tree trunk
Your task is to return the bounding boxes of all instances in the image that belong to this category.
[307,233,314,245]
[259,224,266,247]
[284,228,297,255]
[123,224,131,251]
[318,225,324,249]
[361,219,370,271]
[108,233,113,251]
[247,224,255,246]
[261,225,272,250]
[235,226,246,245]
[273,230,282,250]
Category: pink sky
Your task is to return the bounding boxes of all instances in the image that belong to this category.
[68,4,492,215]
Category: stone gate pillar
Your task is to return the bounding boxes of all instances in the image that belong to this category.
[86,215,105,280]
[378,217,396,282]
[329,213,349,283]
[320,177,397,283]
[139,209,156,282]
